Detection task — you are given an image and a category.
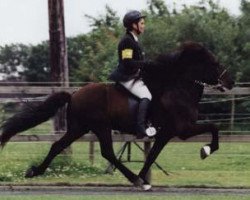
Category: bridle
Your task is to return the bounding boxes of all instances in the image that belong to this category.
[194,66,230,92]
[218,66,229,84]
[219,69,228,79]
[215,66,231,91]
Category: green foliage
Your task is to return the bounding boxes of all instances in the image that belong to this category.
[67,36,86,80]
[30,156,103,179]
[147,0,170,17]
[85,5,120,32]
[0,44,29,80]
[71,6,122,82]
[71,28,119,82]
[143,0,240,73]
[235,0,250,82]
[0,42,50,83]
[21,42,50,82]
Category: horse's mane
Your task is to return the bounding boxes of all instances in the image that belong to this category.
[179,41,205,51]
[144,41,216,81]
[155,41,212,66]
[142,42,198,83]
[142,41,216,95]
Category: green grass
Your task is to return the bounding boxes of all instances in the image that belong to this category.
[0,141,250,187]
[21,121,53,135]
[0,195,250,200]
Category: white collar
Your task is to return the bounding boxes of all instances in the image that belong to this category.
[130,31,139,42]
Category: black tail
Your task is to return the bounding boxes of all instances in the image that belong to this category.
[0,92,71,147]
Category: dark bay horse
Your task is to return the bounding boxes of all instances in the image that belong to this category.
[0,41,234,190]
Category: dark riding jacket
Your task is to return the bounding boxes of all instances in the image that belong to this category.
[109,32,145,82]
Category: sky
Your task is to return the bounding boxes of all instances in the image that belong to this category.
[0,0,242,46]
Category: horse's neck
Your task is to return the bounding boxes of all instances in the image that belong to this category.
[159,80,204,104]
[196,84,205,101]
[145,81,165,99]
[178,81,204,103]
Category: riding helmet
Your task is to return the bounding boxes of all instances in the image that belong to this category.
[123,10,146,29]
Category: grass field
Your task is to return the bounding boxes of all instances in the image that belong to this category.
[0,140,250,187]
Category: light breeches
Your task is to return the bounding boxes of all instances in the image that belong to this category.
[120,79,152,100]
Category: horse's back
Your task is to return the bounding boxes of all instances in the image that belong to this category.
[69,82,132,130]
[68,83,109,124]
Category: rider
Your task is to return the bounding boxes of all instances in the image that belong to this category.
[109,10,156,139]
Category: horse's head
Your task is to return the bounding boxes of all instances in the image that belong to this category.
[178,41,234,90]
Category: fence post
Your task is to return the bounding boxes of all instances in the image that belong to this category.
[89,142,95,165]
[230,94,235,134]
[144,141,151,183]
[127,142,131,162]
[48,0,70,154]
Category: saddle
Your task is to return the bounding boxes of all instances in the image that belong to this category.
[113,83,153,130]
[114,83,140,118]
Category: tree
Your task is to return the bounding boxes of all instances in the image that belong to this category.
[85,5,120,33]
[0,44,29,80]
[147,0,170,17]
[143,0,240,74]
[71,6,121,82]
[21,42,50,83]
[235,0,250,82]
[71,28,119,82]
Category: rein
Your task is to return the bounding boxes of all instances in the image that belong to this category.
[219,68,228,79]
[217,66,230,91]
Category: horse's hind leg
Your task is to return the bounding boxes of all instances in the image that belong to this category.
[25,127,84,178]
[93,126,142,187]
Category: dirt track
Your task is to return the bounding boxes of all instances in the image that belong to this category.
[1,185,250,196]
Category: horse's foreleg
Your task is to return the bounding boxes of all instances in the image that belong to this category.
[138,135,171,189]
[178,123,219,159]
[25,131,83,178]
[94,127,142,187]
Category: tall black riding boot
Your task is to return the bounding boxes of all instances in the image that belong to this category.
[136,98,150,139]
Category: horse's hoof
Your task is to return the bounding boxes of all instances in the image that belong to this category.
[133,177,144,187]
[25,166,37,178]
[200,145,211,160]
[142,184,152,191]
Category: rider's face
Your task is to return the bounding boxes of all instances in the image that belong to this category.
[132,18,145,35]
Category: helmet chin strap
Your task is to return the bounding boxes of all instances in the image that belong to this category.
[135,24,141,35]
[131,22,142,35]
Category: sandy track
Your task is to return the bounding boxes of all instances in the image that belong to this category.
[1,185,250,196]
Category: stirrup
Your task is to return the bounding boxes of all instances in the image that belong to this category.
[145,127,156,137]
